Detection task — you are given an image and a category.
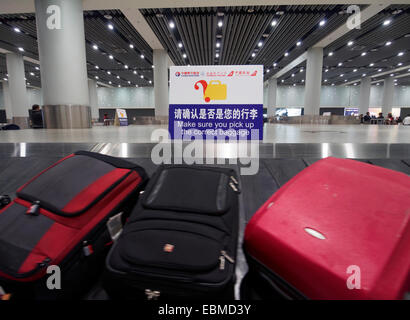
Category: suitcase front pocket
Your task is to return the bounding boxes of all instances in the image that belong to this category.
[117,220,230,273]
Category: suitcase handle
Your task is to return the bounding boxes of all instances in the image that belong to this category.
[209,80,222,85]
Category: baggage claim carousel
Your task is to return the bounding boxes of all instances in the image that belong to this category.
[0,142,409,299]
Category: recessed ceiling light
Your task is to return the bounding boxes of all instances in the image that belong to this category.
[319,19,326,27]
[353,69,358,72]
[129,44,134,49]
[296,41,302,46]
[300,68,304,72]
[118,85,121,88]
[258,41,263,47]
[30,72,34,76]
[251,53,256,57]
[35,66,39,70]
[218,21,223,28]
[266,69,270,73]
[284,52,289,57]
[353,83,357,86]
[95,76,99,79]
[135,84,138,87]
[302,79,304,83]
[124,65,129,69]
[344,79,347,82]
[328,52,333,56]
[169,21,175,29]
[338,62,343,66]
[95,65,99,69]
[390,73,394,77]
[152,65,154,68]
[109,55,113,59]
[108,24,114,30]
[140,75,144,79]
[340,74,344,77]
[149,80,152,84]
[182,53,187,58]
[140,54,144,59]
[133,70,137,74]
[107,71,111,74]
[92,44,98,50]
[376,83,380,86]
[398,62,403,66]
[291,73,295,77]
[281,79,284,83]
[273,63,277,67]
[369,63,374,67]
[378,69,382,72]
[215,53,219,58]
[362,73,366,77]
[117,75,120,79]
[18,47,24,52]
[271,20,278,27]
[128,81,131,84]
[332,83,335,86]
[385,41,392,46]
[216,42,220,48]
[383,19,391,26]
[347,41,354,46]
[109,81,112,84]
[325,69,329,72]
[398,52,404,56]
[361,52,367,56]
[178,42,183,48]
[14,27,21,33]
[3,78,7,81]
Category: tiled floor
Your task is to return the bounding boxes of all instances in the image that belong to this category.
[1,123,409,143]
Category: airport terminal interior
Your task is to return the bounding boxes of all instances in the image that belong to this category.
[0,0,409,301]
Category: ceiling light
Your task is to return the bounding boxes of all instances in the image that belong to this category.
[109,55,113,59]
[273,63,277,67]
[353,69,358,72]
[117,75,120,79]
[152,65,154,68]
[353,83,357,86]
[125,65,129,69]
[300,68,304,72]
[108,24,114,30]
[293,84,296,87]
[385,41,392,46]
[133,70,137,74]
[398,62,403,66]
[378,69,382,72]
[324,79,328,82]
[95,65,99,69]
[383,19,391,26]
[216,53,219,58]
[95,76,99,79]
[390,73,394,77]
[397,52,404,56]
[394,79,397,82]
[169,21,175,29]
[30,72,34,76]
[178,42,183,48]
[107,71,111,74]
[182,53,187,58]
[362,73,366,77]
[135,84,138,87]
[281,79,284,83]
[258,41,263,47]
[252,53,256,57]
[340,74,344,77]
[369,63,374,67]
[140,75,144,79]
[376,83,380,86]
[344,79,347,82]
[331,83,335,86]
[218,21,223,28]
[18,47,24,52]
[271,20,278,26]
[35,66,39,70]
[14,27,21,33]
[296,41,302,46]
[127,81,131,84]
[338,62,343,66]
[284,52,289,57]
[216,42,220,48]
[266,69,270,73]
[319,19,326,27]
[3,78,7,81]
[149,80,152,84]
[347,41,354,46]
[291,73,295,77]
[328,52,333,57]
[118,85,121,88]
[129,44,134,49]
[302,79,304,83]
[92,44,98,50]
[140,54,144,59]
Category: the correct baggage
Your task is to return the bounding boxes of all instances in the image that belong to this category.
[242,157,410,300]
[0,151,148,299]
[103,165,240,300]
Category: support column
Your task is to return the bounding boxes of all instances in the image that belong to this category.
[6,53,29,128]
[153,49,169,119]
[382,77,394,116]
[88,79,99,121]
[1,80,13,123]
[35,0,90,128]
[359,77,371,115]
[304,47,323,115]
[267,78,277,117]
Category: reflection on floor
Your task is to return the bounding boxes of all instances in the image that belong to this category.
[0,123,409,143]
[0,142,409,299]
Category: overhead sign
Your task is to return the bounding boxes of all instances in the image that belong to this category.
[169,65,263,140]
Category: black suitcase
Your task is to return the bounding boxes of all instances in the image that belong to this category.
[103,165,240,300]
[0,151,148,299]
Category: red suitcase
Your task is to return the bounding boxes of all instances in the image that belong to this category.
[243,157,410,300]
[0,151,147,299]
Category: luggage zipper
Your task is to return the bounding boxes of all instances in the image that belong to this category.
[219,250,235,270]
[145,289,161,300]
[27,201,40,216]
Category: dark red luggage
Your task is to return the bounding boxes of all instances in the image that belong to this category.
[243,157,410,300]
[0,151,147,299]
